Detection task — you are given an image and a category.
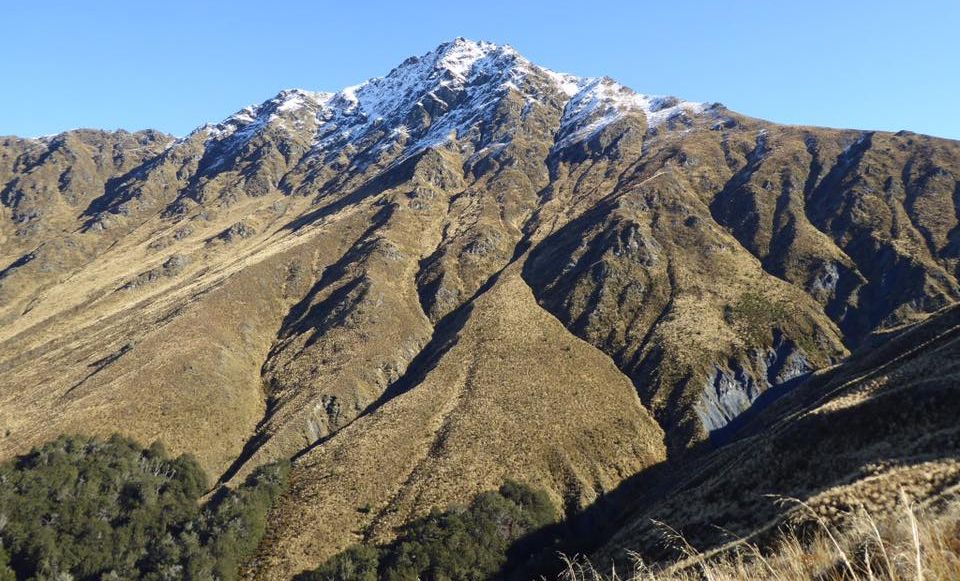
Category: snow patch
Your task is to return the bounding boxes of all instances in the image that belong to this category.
[554,77,707,151]
[541,69,583,98]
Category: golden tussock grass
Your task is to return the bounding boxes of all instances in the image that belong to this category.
[560,492,960,580]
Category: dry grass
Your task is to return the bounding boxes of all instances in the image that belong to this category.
[560,494,960,580]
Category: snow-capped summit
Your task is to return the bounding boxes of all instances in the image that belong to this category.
[420,37,524,82]
[195,39,708,168]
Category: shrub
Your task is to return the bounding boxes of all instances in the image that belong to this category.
[306,545,381,581]
[0,546,14,581]
[306,480,557,581]
[0,434,289,581]
[198,460,292,580]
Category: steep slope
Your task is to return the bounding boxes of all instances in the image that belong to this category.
[1,38,960,573]
[589,302,960,570]
[523,151,848,450]
[250,266,665,578]
[0,130,173,323]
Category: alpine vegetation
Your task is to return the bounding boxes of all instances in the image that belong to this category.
[0,435,289,580]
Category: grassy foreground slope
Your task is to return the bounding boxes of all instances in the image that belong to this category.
[576,303,960,578]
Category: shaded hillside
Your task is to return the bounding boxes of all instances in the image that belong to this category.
[586,302,960,570]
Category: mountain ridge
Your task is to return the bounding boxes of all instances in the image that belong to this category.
[2,38,960,578]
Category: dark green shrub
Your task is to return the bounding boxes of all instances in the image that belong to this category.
[307,480,557,581]
[0,434,207,579]
[0,434,289,581]
[199,460,291,580]
[301,544,381,581]
[0,545,14,581]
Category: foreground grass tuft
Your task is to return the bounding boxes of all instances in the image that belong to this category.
[559,494,960,580]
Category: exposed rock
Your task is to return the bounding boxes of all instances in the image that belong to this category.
[696,336,813,432]
[214,221,257,243]
[593,303,960,571]
[123,254,191,289]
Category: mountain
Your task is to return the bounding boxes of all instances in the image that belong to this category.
[1,38,959,578]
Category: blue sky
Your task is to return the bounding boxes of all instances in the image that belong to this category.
[3,1,958,139]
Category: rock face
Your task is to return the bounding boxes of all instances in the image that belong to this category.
[2,38,960,576]
[696,334,813,433]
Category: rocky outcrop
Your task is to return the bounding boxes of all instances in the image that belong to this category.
[696,334,812,432]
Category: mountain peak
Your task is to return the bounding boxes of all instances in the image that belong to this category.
[194,38,710,169]
[430,37,521,79]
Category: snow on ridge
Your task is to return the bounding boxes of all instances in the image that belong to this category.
[303,38,539,159]
[275,89,333,113]
[645,98,708,128]
[184,40,510,159]
[541,69,584,98]
[553,77,708,150]
[332,38,525,125]
[182,89,340,174]
[196,89,332,143]
[436,38,515,79]
[192,38,709,166]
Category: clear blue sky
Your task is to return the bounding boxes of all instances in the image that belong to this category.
[4,1,958,139]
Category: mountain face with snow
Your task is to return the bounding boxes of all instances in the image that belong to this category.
[2,38,960,577]
[195,39,707,172]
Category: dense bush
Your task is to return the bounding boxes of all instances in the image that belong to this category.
[0,546,13,581]
[199,459,291,580]
[0,434,289,580]
[304,480,557,581]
